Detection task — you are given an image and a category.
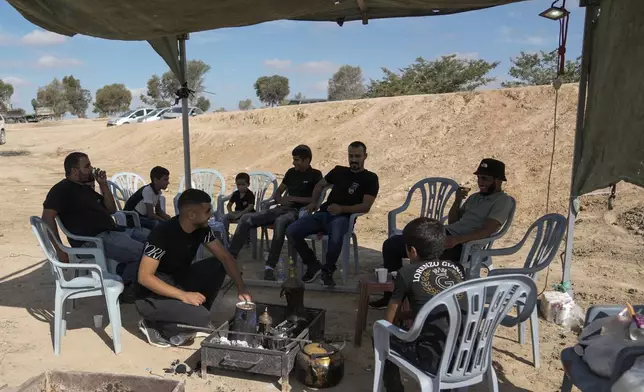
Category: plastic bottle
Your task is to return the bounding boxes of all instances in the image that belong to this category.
[276,258,286,282]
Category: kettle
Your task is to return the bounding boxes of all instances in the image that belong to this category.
[295,342,345,388]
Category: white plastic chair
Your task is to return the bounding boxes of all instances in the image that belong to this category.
[30,216,124,355]
[387,177,459,237]
[174,169,226,218]
[105,180,141,227]
[471,213,567,369]
[373,275,537,392]
[111,172,145,199]
[459,196,516,271]
[54,216,119,275]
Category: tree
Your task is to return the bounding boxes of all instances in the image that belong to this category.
[254,75,290,107]
[502,50,581,87]
[0,80,14,112]
[365,55,499,98]
[93,84,131,116]
[238,99,253,111]
[62,75,92,118]
[31,98,39,112]
[328,65,365,101]
[294,92,306,100]
[196,96,211,112]
[36,79,67,119]
[142,60,212,106]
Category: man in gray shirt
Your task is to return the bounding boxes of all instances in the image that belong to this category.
[370,158,514,309]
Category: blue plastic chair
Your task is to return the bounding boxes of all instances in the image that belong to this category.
[373,275,537,392]
[561,305,644,392]
[30,216,124,355]
[471,213,567,368]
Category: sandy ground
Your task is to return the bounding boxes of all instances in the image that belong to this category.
[1,84,643,391]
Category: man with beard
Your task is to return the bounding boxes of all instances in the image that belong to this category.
[369,158,513,309]
[42,152,148,283]
[287,141,379,287]
[135,189,251,347]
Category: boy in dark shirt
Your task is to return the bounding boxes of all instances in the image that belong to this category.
[224,172,255,234]
[228,145,323,281]
[382,217,465,392]
[135,189,251,348]
[287,141,379,287]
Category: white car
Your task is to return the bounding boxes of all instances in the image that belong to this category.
[161,106,204,120]
[107,108,155,127]
[0,113,5,145]
[137,108,172,123]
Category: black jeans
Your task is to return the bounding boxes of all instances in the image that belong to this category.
[134,257,226,339]
[382,234,463,273]
[228,206,298,267]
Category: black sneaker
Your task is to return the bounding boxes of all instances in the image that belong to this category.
[264,268,276,281]
[138,319,170,348]
[302,262,322,283]
[321,270,336,287]
[369,296,390,310]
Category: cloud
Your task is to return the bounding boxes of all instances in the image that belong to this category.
[444,52,480,60]
[1,76,29,87]
[262,59,338,74]
[298,61,338,74]
[313,80,328,92]
[21,30,67,45]
[129,87,147,108]
[36,55,83,68]
[499,26,551,46]
[263,58,293,70]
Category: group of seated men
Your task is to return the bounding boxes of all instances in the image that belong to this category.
[40,145,513,351]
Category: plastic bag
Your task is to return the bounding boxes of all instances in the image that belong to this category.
[612,356,644,392]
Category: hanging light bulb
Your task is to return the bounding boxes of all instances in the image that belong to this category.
[539,0,569,21]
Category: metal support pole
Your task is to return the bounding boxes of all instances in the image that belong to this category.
[562,4,596,292]
[178,34,192,190]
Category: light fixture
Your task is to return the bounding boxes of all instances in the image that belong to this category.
[539,1,569,21]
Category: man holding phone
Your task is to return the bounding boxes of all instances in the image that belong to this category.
[370,158,513,309]
[42,152,149,284]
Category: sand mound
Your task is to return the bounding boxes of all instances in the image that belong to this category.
[619,205,644,235]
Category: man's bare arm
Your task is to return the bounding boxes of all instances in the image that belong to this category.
[146,203,167,221]
[308,178,329,208]
[336,194,376,214]
[448,218,502,247]
[138,255,187,300]
[385,300,401,323]
[273,183,288,204]
[155,201,171,220]
[448,202,463,224]
[205,239,247,293]
[98,182,117,214]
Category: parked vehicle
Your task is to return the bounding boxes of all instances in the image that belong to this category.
[0,113,6,145]
[137,107,172,123]
[161,106,204,120]
[107,108,155,127]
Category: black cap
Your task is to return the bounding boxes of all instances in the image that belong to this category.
[474,158,507,181]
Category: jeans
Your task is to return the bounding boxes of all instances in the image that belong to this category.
[134,257,226,339]
[228,206,298,266]
[95,227,149,283]
[382,234,463,273]
[139,216,160,230]
[286,211,350,273]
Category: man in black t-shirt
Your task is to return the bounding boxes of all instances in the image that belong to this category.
[381,217,465,392]
[287,141,379,287]
[228,145,323,281]
[135,189,251,348]
[42,152,149,283]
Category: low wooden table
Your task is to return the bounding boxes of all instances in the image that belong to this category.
[354,278,394,347]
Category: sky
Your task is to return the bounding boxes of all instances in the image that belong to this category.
[0,0,585,114]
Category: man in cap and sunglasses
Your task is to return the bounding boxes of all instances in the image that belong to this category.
[370,158,514,309]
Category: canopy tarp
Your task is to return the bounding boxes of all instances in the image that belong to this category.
[6,0,527,41]
[571,0,644,196]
